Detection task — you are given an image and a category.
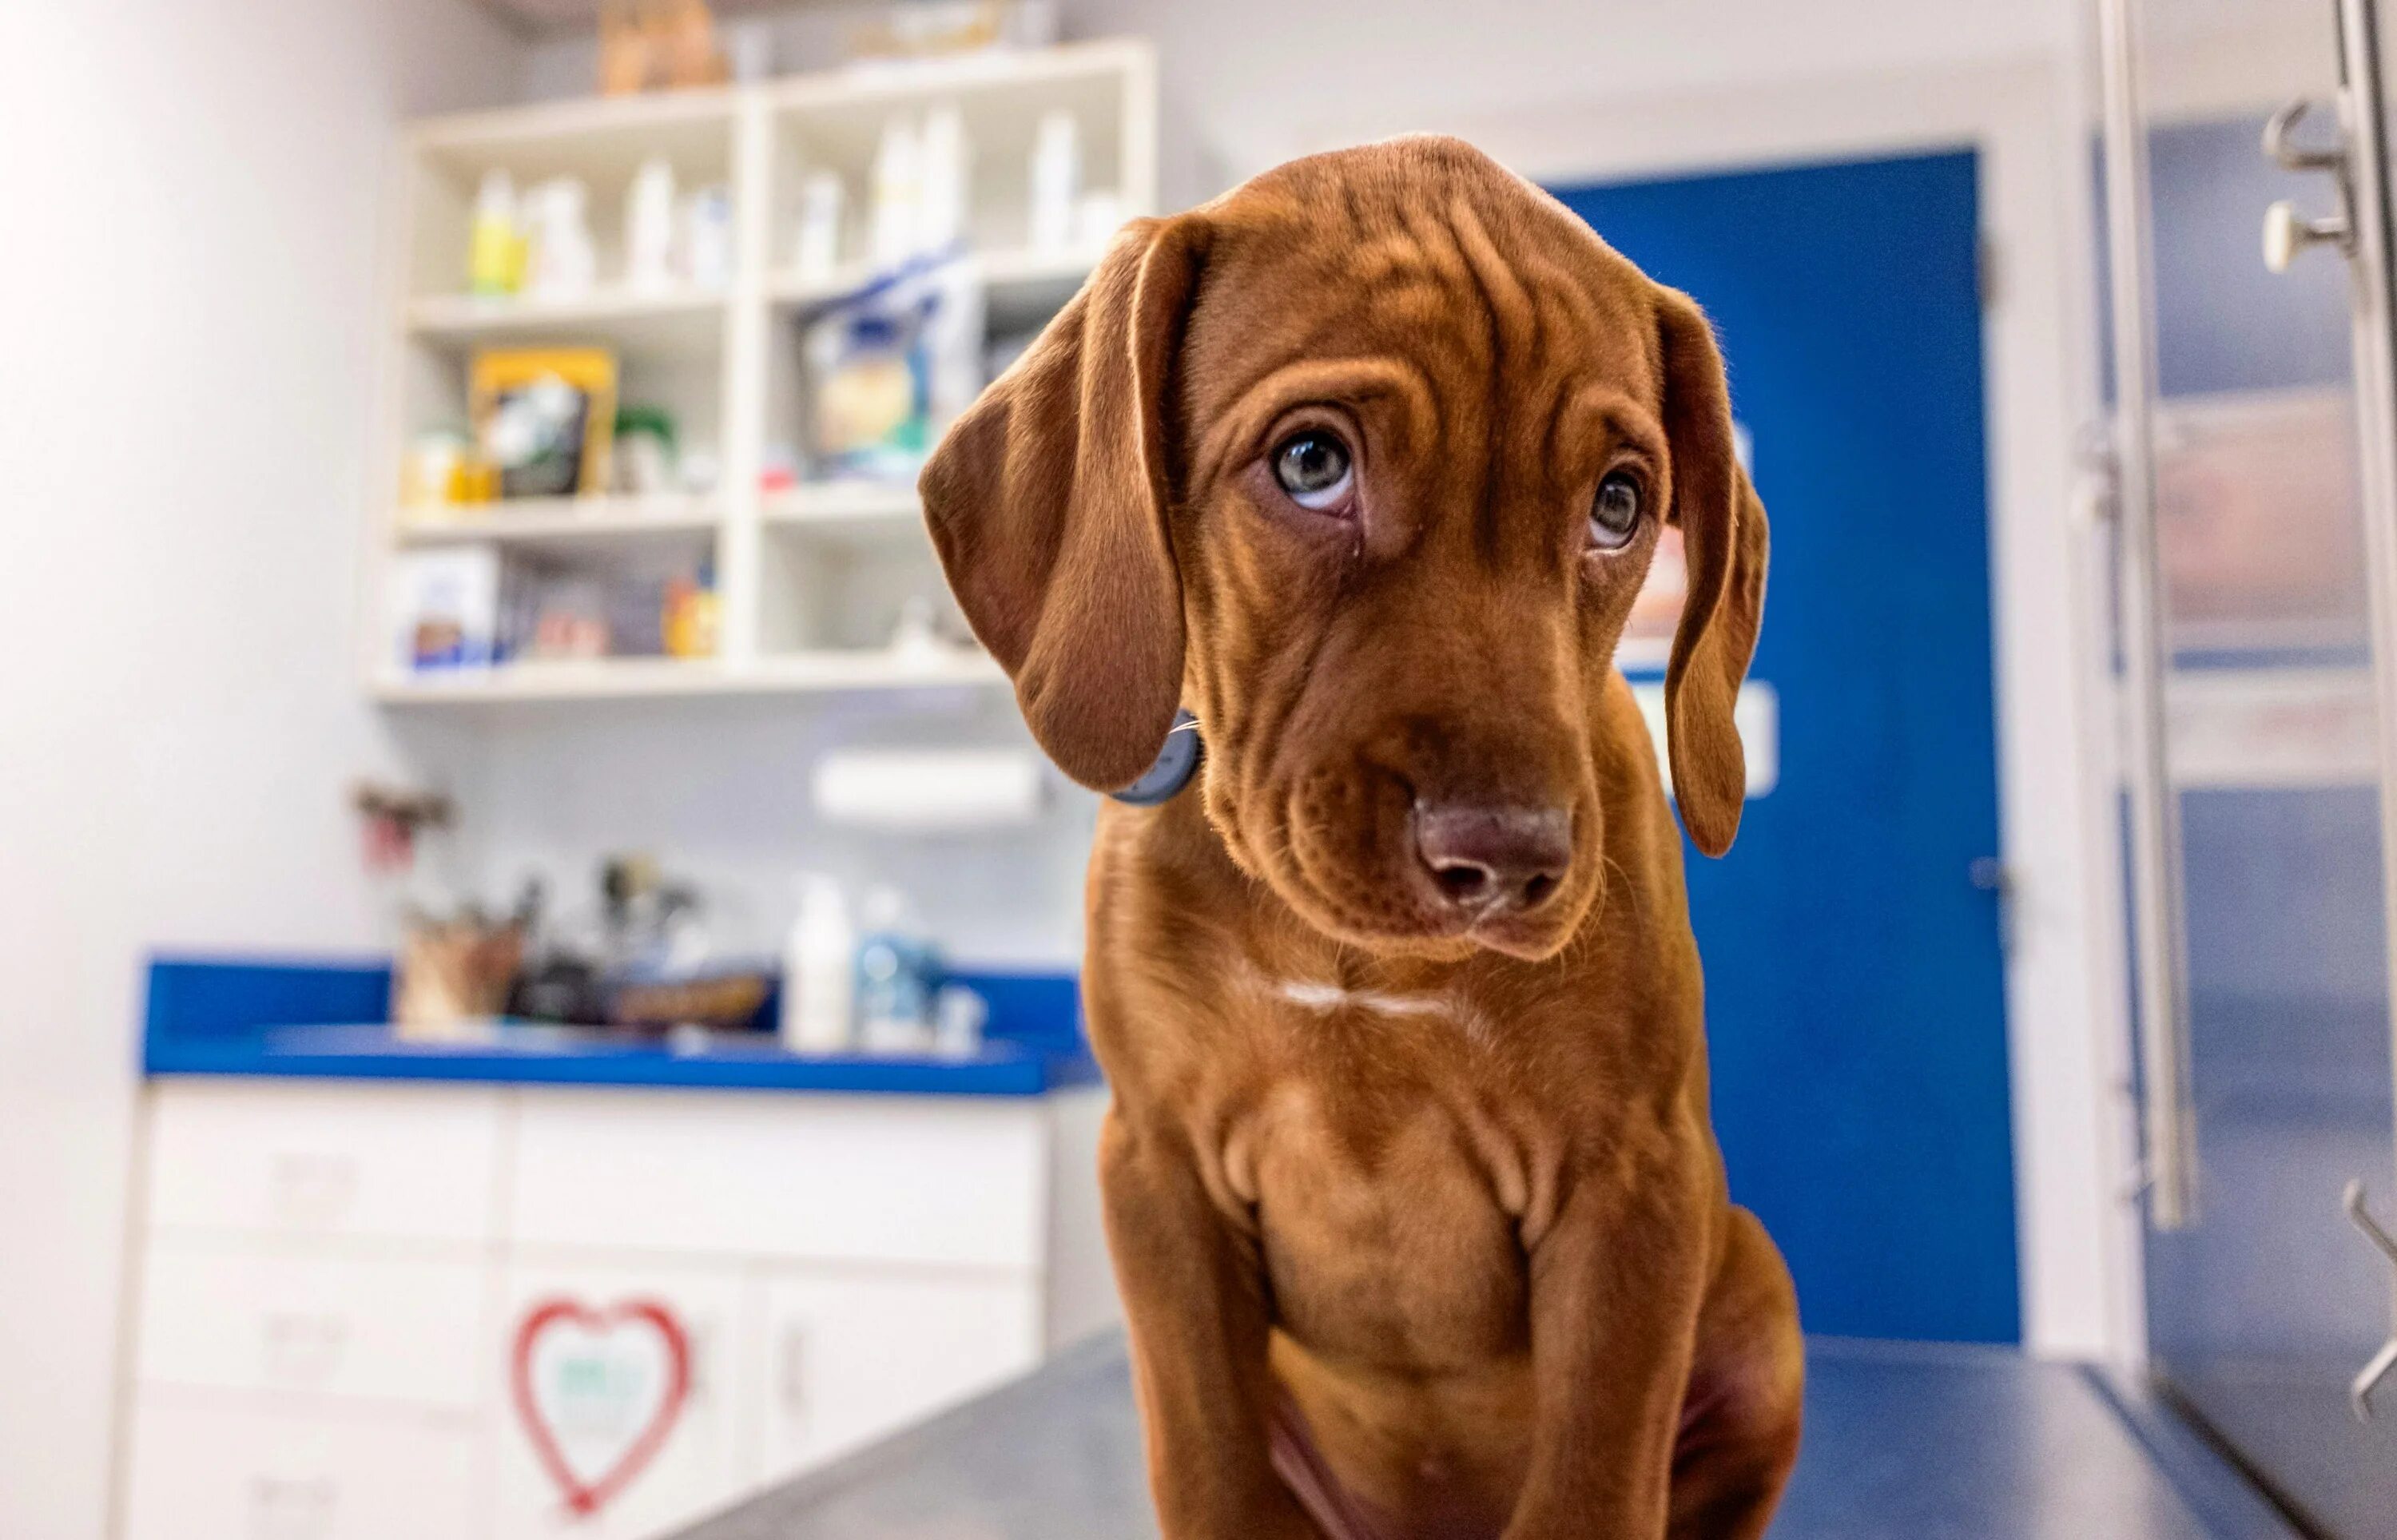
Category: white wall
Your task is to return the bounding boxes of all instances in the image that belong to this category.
[467,697,1095,965]
[0,3,519,1533]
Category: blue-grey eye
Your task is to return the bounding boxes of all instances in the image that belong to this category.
[1273,431,1354,510]
[1589,470,1643,550]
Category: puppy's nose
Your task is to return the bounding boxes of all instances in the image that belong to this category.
[1413,804,1572,914]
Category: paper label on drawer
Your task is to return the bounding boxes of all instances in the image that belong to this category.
[511,1297,690,1517]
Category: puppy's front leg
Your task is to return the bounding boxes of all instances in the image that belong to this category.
[1099,1114,1322,1540]
[1503,1157,1713,1540]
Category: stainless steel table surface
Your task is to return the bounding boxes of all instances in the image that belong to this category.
[678,1332,2301,1539]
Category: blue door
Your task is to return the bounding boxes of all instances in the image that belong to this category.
[1552,153,2017,1343]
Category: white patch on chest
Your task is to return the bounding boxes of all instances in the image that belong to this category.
[1263,974,1491,1043]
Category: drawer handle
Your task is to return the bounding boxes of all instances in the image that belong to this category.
[780,1325,808,1422]
[261,1312,348,1385]
[248,1475,336,1539]
[268,1153,359,1228]
[686,1320,712,1401]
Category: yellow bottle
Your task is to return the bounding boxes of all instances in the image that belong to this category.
[467,169,522,296]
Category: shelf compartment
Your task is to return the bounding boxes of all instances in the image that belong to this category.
[403,91,740,310]
[763,42,1149,259]
[395,494,721,547]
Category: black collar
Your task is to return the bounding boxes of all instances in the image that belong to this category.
[1108,711,1204,805]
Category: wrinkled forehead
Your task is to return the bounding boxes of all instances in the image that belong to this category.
[1179,144,1663,427]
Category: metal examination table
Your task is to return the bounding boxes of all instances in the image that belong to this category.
[677,1332,2302,1539]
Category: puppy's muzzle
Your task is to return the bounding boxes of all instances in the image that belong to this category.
[1410,802,1573,919]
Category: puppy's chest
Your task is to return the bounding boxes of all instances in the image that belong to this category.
[1232,1074,1537,1369]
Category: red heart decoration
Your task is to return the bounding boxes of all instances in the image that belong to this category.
[511,1296,691,1517]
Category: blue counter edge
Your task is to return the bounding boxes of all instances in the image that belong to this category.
[143,955,1099,1098]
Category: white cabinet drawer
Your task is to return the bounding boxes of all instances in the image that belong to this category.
[148,1082,503,1244]
[509,1093,1047,1268]
[136,1241,487,1410]
[120,1391,483,1540]
[753,1268,1041,1480]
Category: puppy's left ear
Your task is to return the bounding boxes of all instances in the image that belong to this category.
[919,217,1206,792]
[1656,288,1769,858]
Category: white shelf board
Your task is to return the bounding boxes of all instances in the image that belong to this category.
[405,288,727,352]
[411,87,739,181]
[769,246,1096,308]
[751,649,1004,692]
[761,481,923,534]
[395,494,721,547]
[765,38,1151,114]
[373,649,1003,705]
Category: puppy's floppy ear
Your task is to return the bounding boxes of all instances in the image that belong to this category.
[1656,288,1769,858]
[919,217,1205,792]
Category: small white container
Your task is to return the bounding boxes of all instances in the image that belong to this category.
[917,105,972,252]
[793,170,846,281]
[682,184,735,290]
[869,117,923,268]
[623,156,679,291]
[781,874,855,1054]
[522,177,596,297]
[1028,110,1080,253]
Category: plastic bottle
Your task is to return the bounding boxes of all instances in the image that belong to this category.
[467,169,521,295]
[523,177,597,296]
[624,156,679,292]
[781,875,854,1054]
[853,886,938,1054]
[793,170,845,282]
[1028,110,1080,252]
[916,105,971,253]
[869,116,923,268]
[682,184,735,289]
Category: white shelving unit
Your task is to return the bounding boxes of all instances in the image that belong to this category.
[370,40,1156,705]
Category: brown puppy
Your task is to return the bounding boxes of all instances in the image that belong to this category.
[922,136,1802,1540]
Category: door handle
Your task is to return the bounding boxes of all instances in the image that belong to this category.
[779,1325,809,1421]
[2264,96,2349,173]
[2265,200,2355,272]
[2343,1181,2397,1419]
[2261,96,2359,272]
[1968,858,2013,952]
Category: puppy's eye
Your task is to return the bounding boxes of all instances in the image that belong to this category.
[1272,431,1355,510]
[1588,471,1643,551]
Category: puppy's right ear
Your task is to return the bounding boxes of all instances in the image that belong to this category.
[920,217,1206,793]
[1656,287,1769,859]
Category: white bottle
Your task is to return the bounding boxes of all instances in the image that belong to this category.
[916,105,971,254]
[624,156,679,292]
[781,874,854,1054]
[682,184,735,290]
[793,170,845,282]
[523,177,597,296]
[869,116,923,268]
[1028,110,1081,252]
